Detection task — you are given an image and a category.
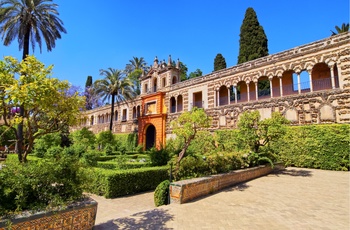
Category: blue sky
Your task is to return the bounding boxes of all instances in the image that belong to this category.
[1,0,349,88]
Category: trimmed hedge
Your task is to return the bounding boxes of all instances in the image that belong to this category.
[97,161,150,170]
[84,166,169,198]
[96,156,117,162]
[272,124,350,171]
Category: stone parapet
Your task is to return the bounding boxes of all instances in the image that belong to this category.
[170,164,284,204]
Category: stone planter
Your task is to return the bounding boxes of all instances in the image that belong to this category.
[0,198,97,230]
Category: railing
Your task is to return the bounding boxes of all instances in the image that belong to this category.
[226,77,335,105]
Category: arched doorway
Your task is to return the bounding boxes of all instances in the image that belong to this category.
[145,124,156,150]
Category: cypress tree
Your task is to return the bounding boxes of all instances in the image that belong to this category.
[237,7,268,64]
[85,76,93,88]
[214,53,227,71]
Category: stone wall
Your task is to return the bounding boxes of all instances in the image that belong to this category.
[0,200,97,230]
[170,164,284,204]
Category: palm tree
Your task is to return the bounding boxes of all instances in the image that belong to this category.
[125,57,148,73]
[0,0,67,60]
[331,23,349,36]
[95,68,136,131]
[125,57,148,95]
[0,0,66,162]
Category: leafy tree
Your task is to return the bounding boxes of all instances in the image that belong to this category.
[180,62,189,81]
[0,0,66,161]
[237,7,268,64]
[95,68,136,131]
[214,53,227,71]
[171,108,211,166]
[237,111,289,153]
[0,56,85,162]
[331,23,349,36]
[0,126,15,147]
[188,69,203,79]
[69,127,96,149]
[96,130,115,150]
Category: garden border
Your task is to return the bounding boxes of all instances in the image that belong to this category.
[170,164,284,204]
[0,198,97,230]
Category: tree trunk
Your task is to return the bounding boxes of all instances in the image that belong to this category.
[109,94,115,131]
[176,135,195,170]
[17,28,30,163]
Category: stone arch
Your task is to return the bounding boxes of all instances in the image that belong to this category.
[312,63,332,91]
[218,85,229,106]
[137,105,141,117]
[177,95,183,112]
[90,115,94,125]
[132,106,137,119]
[170,97,176,113]
[282,70,297,96]
[172,76,178,84]
[236,81,248,102]
[152,77,158,92]
[114,110,118,121]
[258,76,270,99]
[145,124,156,150]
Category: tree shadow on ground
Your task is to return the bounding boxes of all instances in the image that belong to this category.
[93,208,174,230]
[273,168,313,177]
[223,182,250,192]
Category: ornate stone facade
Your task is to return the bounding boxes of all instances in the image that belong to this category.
[75,32,350,149]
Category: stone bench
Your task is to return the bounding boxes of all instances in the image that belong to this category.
[170,164,284,204]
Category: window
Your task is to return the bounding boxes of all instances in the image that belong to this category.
[132,107,137,119]
[145,101,156,115]
[114,111,118,121]
[162,78,166,87]
[193,92,203,108]
[122,109,127,121]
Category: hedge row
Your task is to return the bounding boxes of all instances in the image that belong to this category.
[83,166,169,198]
[97,161,150,170]
[271,124,350,171]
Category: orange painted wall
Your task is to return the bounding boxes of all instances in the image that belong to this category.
[138,92,167,150]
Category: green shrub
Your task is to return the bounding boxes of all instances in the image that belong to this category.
[96,156,117,161]
[272,124,350,171]
[187,131,216,155]
[97,131,116,149]
[33,133,62,158]
[83,166,169,198]
[206,152,245,174]
[149,147,171,166]
[154,180,170,207]
[69,127,96,148]
[173,155,209,180]
[105,144,113,155]
[114,133,138,152]
[97,161,117,169]
[0,153,85,217]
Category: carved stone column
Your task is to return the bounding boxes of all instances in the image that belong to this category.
[246,82,250,102]
[269,77,273,98]
[278,75,283,97]
[254,81,258,101]
[297,72,301,94]
[307,68,313,92]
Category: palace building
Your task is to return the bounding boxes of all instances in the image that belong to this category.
[75,32,350,150]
